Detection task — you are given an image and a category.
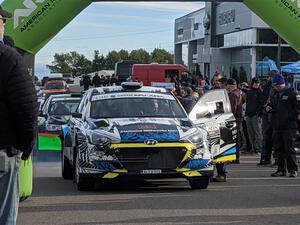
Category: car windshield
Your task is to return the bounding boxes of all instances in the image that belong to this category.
[48,100,80,116]
[90,97,186,118]
[45,83,64,90]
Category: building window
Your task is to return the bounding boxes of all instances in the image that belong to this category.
[177,28,184,36]
[212,35,224,48]
[257,29,278,44]
[281,48,300,62]
[256,47,277,62]
[194,23,199,30]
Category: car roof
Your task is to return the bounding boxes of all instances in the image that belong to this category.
[46,80,65,84]
[48,94,81,100]
[91,85,168,95]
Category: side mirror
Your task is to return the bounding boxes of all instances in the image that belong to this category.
[72,112,82,118]
[94,119,110,127]
[204,112,212,118]
[179,118,192,127]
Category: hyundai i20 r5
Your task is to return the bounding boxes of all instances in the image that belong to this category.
[61,83,237,190]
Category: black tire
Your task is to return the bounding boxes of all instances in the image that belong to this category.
[188,177,209,189]
[74,151,95,191]
[61,152,74,179]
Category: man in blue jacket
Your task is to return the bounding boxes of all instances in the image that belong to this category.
[267,74,298,177]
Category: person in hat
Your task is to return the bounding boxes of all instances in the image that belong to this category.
[267,74,298,177]
[0,5,11,43]
[258,72,275,166]
[245,77,263,154]
[226,78,243,162]
[0,6,38,225]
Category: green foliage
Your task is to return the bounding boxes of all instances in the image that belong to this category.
[151,48,174,64]
[231,67,239,82]
[47,48,174,76]
[47,51,92,77]
[118,49,129,60]
[129,48,151,63]
[92,50,106,72]
[239,66,248,83]
[104,50,120,70]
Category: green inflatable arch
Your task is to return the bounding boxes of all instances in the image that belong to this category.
[1,0,300,54]
[1,0,299,200]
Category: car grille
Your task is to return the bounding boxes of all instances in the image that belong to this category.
[115,147,186,171]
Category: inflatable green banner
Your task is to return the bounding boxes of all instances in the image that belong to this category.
[244,0,300,54]
[1,0,92,54]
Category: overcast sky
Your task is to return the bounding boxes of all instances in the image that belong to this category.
[0,1,204,77]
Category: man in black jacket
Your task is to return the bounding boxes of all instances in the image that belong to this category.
[0,6,38,225]
[267,74,298,177]
[245,78,263,154]
[258,73,274,165]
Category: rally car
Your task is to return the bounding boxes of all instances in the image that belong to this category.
[38,94,81,152]
[61,82,237,190]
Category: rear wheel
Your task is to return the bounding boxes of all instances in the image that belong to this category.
[61,151,74,179]
[188,177,209,189]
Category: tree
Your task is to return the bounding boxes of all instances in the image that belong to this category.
[105,50,120,69]
[118,49,129,61]
[151,48,173,64]
[47,53,73,74]
[47,51,92,77]
[92,50,106,72]
[72,53,92,76]
[231,67,239,83]
[239,66,248,83]
[129,48,151,63]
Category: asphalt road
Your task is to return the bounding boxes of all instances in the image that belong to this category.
[17,154,300,225]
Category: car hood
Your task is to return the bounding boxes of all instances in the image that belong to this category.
[88,117,198,143]
[48,115,71,125]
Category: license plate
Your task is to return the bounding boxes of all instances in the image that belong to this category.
[140,169,162,174]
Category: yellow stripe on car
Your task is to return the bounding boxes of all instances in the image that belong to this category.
[213,154,236,163]
[182,170,202,177]
[102,172,119,179]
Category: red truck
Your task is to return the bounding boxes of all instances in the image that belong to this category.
[132,64,191,86]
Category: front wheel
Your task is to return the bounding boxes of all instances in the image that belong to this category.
[74,152,95,191]
[188,177,210,189]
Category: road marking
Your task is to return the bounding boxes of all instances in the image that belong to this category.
[104,222,244,225]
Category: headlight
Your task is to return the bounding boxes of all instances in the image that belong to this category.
[187,132,203,149]
[46,124,61,131]
[185,132,210,160]
[87,132,110,146]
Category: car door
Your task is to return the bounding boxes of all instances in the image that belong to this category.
[189,89,237,163]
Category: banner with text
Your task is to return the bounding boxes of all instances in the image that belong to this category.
[1,0,92,54]
[244,0,300,54]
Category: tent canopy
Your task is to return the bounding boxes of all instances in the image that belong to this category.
[256,57,278,76]
[281,61,300,74]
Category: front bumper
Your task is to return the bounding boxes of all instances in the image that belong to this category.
[78,170,214,180]
[78,142,213,179]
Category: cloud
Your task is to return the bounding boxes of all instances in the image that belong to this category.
[70,21,112,29]
[93,2,204,13]
[83,12,173,24]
